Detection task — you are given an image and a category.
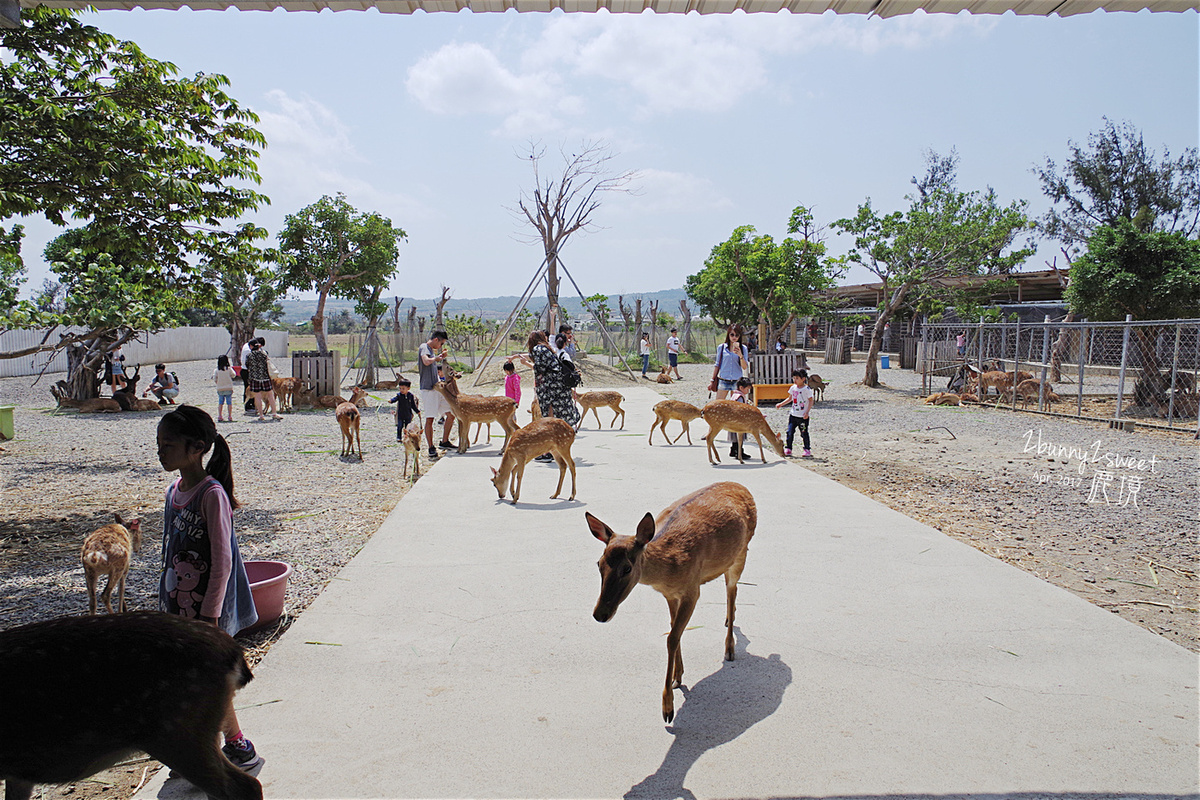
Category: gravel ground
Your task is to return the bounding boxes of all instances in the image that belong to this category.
[0,352,1196,799]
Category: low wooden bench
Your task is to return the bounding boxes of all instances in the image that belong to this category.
[749,351,806,405]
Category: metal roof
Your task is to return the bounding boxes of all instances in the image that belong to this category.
[19,0,1200,15]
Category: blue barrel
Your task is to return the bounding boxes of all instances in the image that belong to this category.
[881,354,890,369]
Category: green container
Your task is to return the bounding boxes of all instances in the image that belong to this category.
[0,405,14,440]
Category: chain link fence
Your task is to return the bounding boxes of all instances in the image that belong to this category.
[919,318,1200,433]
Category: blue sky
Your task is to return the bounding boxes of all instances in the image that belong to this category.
[12,7,1198,303]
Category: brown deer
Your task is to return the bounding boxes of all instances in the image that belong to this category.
[976,370,1013,397]
[316,385,367,410]
[433,373,519,454]
[700,400,785,464]
[806,373,827,402]
[401,423,423,481]
[374,379,400,390]
[586,481,756,723]
[577,390,626,429]
[655,366,674,384]
[57,397,121,413]
[0,612,263,800]
[649,400,703,446]
[81,513,141,614]
[336,401,362,460]
[1013,378,1060,409]
[272,377,305,412]
[489,419,576,504]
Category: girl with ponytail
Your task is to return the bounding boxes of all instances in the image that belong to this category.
[155,405,263,770]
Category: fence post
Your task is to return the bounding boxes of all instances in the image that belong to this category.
[1115,314,1133,420]
[1012,318,1021,410]
[919,317,930,394]
[977,316,984,376]
[1077,319,1087,418]
[1166,323,1182,428]
[1038,315,1051,412]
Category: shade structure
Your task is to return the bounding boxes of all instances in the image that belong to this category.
[18,0,1200,15]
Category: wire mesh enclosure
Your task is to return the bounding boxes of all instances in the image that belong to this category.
[919,318,1200,433]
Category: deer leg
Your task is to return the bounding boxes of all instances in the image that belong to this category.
[590,408,601,428]
[116,573,127,614]
[565,448,577,500]
[753,432,767,463]
[457,420,469,454]
[724,552,748,661]
[356,425,362,460]
[100,573,116,614]
[511,463,524,504]
[663,593,698,723]
[147,731,262,800]
[86,569,99,614]
[648,419,658,445]
[706,429,721,464]
[618,407,625,430]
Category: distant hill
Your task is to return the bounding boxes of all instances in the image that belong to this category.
[278,288,691,325]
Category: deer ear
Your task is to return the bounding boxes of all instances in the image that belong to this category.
[585,512,614,544]
[490,467,498,478]
[634,513,655,546]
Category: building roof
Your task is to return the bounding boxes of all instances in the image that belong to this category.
[20,0,1200,15]
[827,268,1068,306]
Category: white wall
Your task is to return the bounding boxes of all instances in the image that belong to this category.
[0,327,289,378]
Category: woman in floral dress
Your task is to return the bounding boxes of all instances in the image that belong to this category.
[527,330,580,429]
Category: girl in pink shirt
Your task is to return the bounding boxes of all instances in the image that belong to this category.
[503,361,521,406]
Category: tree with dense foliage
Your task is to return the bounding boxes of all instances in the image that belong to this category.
[686,206,841,342]
[1035,118,1199,251]
[278,193,406,355]
[513,141,636,332]
[835,152,1034,387]
[199,225,286,366]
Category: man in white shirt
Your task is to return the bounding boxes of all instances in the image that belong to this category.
[666,328,682,381]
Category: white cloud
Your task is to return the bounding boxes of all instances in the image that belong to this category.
[615,168,733,214]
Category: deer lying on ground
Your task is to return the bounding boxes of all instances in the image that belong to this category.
[336,400,362,460]
[489,418,576,504]
[806,373,827,402]
[374,379,400,390]
[315,385,368,410]
[923,392,962,406]
[655,366,674,384]
[649,400,703,446]
[433,373,519,454]
[57,396,121,413]
[587,481,756,723]
[576,390,626,429]
[700,400,785,464]
[0,612,263,800]
[81,513,141,614]
[401,423,422,481]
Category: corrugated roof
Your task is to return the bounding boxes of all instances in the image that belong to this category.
[20,0,1200,14]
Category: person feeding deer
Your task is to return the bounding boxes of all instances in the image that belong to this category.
[155,405,262,772]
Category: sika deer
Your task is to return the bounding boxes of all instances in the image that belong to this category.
[433,373,519,454]
[81,513,142,614]
[401,423,422,481]
[587,481,756,723]
[336,401,362,460]
[0,612,262,800]
[57,397,121,413]
[1013,378,1060,409]
[806,373,827,402]
[649,400,703,446]
[700,400,785,464]
[655,366,674,384]
[577,390,625,429]
[489,418,576,504]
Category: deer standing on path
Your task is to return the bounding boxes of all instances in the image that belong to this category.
[576,390,626,429]
[336,401,362,460]
[489,419,576,504]
[81,513,141,614]
[649,400,703,446]
[700,400,785,464]
[401,423,422,481]
[586,481,757,723]
[433,373,519,454]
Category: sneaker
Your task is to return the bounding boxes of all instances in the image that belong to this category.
[534,453,555,462]
[158,399,167,406]
[802,450,813,458]
[222,737,262,771]
[428,447,439,459]
[784,448,792,456]
[438,440,454,450]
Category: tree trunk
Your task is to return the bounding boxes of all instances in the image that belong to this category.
[312,285,333,356]
[634,297,643,341]
[767,312,797,352]
[230,318,254,368]
[1049,313,1075,382]
[679,300,693,352]
[435,286,451,331]
[618,296,633,354]
[863,284,907,388]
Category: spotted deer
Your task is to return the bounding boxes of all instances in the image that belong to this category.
[576,390,626,430]
[587,481,756,723]
[432,373,519,454]
[81,513,142,614]
[0,612,263,800]
[57,397,121,413]
[648,400,703,446]
[489,418,576,504]
[401,423,422,481]
[700,400,785,464]
[336,401,362,460]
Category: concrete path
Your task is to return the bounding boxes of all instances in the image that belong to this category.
[144,387,1198,800]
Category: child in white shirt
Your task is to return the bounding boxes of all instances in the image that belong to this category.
[775,369,813,457]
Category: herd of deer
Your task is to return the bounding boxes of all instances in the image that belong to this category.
[926,369,1064,409]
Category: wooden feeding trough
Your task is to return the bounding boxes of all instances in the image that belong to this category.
[750,351,806,405]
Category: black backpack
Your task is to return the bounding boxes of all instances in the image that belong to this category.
[559,355,582,388]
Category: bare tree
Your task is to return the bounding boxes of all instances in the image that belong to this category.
[678,299,693,352]
[434,286,451,331]
[512,141,637,333]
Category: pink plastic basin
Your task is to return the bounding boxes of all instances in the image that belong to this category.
[244,560,291,632]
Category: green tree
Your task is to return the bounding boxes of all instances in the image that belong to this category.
[834,153,1034,387]
[686,206,840,341]
[200,225,286,366]
[0,8,267,278]
[1035,119,1199,250]
[278,193,406,355]
[584,292,611,328]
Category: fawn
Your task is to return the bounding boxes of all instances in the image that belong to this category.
[576,390,626,429]
[0,612,262,800]
[489,418,576,504]
[700,400,785,464]
[81,513,142,614]
[586,482,757,723]
[648,400,703,446]
[336,401,362,459]
[432,372,520,454]
[655,366,674,384]
[401,423,423,481]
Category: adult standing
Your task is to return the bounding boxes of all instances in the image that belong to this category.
[639,332,651,378]
[710,324,749,400]
[243,341,281,421]
[855,323,865,352]
[529,330,580,431]
[109,345,127,392]
[557,324,576,359]
[419,330,455,460]
[665,327,682,380]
